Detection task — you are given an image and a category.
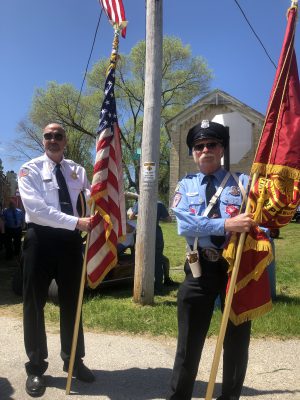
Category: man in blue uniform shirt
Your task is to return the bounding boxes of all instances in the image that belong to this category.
[168,120,256,400]
[18,123,95,397]
[3,200,24,259]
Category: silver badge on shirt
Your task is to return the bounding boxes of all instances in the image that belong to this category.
[229,186,240,196]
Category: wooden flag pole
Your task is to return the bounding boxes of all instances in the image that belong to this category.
[205,173,258,400]
[65,202,95,395]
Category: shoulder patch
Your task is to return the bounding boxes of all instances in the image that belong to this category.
[172,193,182,208]
[19,167,29,178]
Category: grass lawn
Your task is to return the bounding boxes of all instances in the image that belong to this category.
[42,222,300,338]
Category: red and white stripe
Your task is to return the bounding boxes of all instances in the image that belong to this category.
[86,123,126,288]
[99,0,127,38]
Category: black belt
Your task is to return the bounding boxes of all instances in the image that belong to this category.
[199,247,223,262]
[27,223,80,239]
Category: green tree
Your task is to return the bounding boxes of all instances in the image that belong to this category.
[12,36,213,199]
[11,118,94,179]
[87,36,213,200]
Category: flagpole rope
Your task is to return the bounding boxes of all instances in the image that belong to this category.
[73,9,103,119]
[234,0,277,69]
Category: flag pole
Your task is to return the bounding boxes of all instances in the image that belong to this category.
[65,202,95,395]
[205,173,258,400]
[206,1,299,397]
[66,23,125,394]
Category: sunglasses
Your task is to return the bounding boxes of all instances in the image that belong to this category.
[193,142,220,152]
[43,132,64,141]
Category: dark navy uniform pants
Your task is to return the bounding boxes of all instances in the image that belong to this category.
[22,224,85,376]
[168,255,251,400]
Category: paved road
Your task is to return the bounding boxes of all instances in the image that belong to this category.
[0,316,299,400]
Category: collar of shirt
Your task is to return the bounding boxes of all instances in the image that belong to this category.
[198,167,228,185]
[43,153,66,173]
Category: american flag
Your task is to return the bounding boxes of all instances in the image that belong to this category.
[86,54,126,288]
[99,0,127,38]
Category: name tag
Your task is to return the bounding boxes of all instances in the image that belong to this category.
[186,192,198,196]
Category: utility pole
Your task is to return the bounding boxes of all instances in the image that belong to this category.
[133,0,163,305]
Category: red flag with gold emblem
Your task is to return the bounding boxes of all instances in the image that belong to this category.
[250,4,300,225]
[224,4,300,325]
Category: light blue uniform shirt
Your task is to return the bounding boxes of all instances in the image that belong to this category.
[171,168,249,249]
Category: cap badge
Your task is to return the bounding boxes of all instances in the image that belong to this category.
[201,120,210,129]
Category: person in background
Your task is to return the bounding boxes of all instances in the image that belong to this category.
[18,123,94,398]
[117,219,136,255]
[162,254,177,287]
[168,120,256,400]
[129,200,174,293]
[3,199,24,259]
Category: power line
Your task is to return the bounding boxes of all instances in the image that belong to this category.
[234,0,277,69]
[74,9,103,118]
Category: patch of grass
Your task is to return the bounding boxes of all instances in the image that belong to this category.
[2,223,299,338]
[161,222,186,267]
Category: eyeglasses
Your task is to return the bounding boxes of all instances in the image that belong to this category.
[43,132,64,141]
[193,142,220,152]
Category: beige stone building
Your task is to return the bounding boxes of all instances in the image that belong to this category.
[165,89,265,205]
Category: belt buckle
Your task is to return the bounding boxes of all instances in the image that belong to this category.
[202,248,220,262]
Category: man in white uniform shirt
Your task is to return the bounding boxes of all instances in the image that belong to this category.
[18,123,94,397]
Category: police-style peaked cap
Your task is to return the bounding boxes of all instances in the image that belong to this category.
[186,120,229,149]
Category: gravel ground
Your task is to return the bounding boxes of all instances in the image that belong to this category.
[0,316,299,400]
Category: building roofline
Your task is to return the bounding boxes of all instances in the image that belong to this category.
[165,88,265,128]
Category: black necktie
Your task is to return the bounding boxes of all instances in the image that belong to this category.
[205,175,225,248]
[54,164,74,215]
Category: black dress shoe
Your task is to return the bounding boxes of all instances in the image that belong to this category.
[25,375,46,397]
[63,361,95,383]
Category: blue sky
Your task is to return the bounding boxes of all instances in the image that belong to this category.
[0,0,298,173]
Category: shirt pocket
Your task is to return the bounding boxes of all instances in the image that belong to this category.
[221,194,242,217]
[41,181,58,205]
[186,193,205,215]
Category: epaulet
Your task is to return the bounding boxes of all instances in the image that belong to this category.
[184,173,197,179]
[65,159,81,168]
[64,158,76,165]
[233,171,249,176]
[20,155,43,170]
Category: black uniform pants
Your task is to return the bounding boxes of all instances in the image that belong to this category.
[22,224,85,376]
[168,256,251,400]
